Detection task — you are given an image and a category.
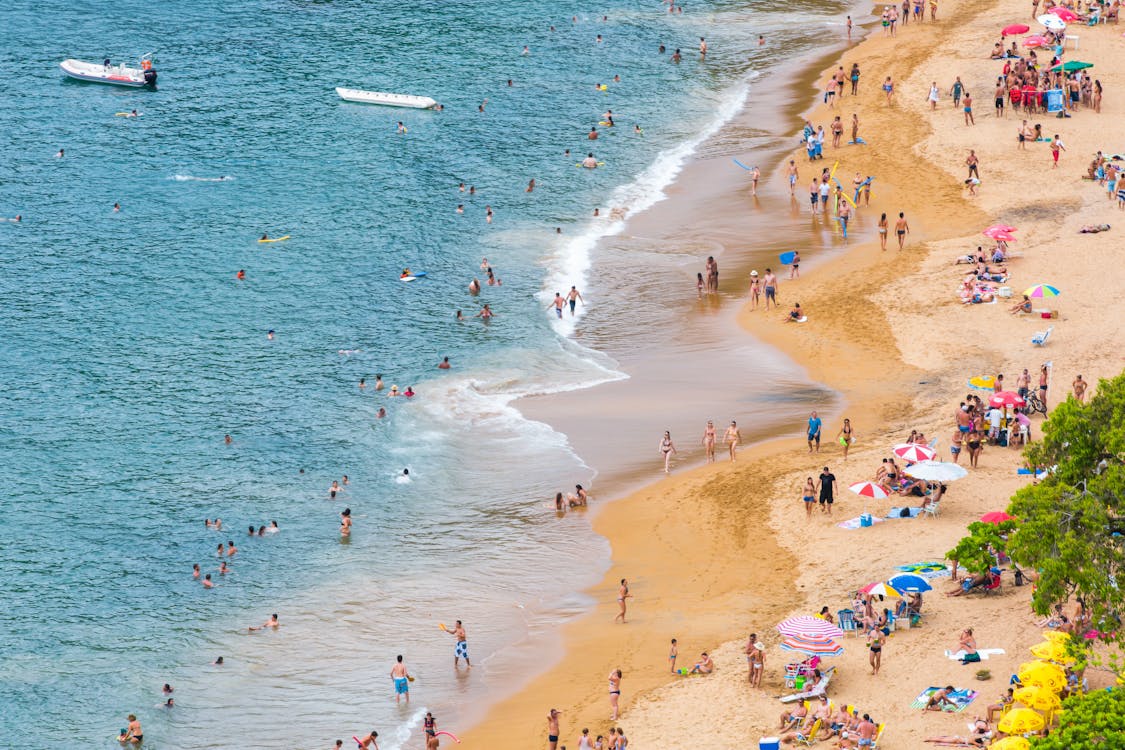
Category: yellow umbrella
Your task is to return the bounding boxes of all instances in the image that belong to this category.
[1029,640,1075,664]
[998,707,1047,734]
[1014,685,1062,711]
[1018,660,1067,690]
[990,738,1031,750]
[969,375,997,390]
[1041,631,1071,643]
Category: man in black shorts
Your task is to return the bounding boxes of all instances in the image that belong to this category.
[816,466,838,515]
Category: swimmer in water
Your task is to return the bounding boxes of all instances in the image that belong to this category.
[522,45,530,55]
[248,613,280,631]
[213,656,224,665]
[113,202,120,212]
[260,233,269,241]
[456,204,463,214]
[376,407,387,419]
[236,269,246,280]
[397,122,407,134]
[192,563,200,578]
[527,179,535,193]
[588,126,598,140]
[340,508,352,536]
[202,574,214,588]
[469,279,481,295]
[476,304,494,319]
[56,149,64,158]
[455,310,464,321]
[357,730,379,749]
[582,153,599,169]
[220,561,229,574]
[268,521,279,532]
[374,374,384,390]
[634,124,643,134]
[267,330,275,340]
[224,434,232,445]
[438,356,451,369]
[403,386,415,397]
[397,468,412,483]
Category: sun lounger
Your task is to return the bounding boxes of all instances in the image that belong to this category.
[780,666,835,703]
[1032,325,1053,346]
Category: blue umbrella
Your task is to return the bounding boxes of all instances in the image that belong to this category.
[887,573,933,593]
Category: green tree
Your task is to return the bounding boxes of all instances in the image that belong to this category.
[946,520,1018,575]
[1030,687,1125,750]
[1004,371,1125,654]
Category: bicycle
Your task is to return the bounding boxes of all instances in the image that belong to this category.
[1024,390,1047,415]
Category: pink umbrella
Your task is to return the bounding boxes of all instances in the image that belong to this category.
[986,230,1017,242]
[981,511,1015,524]
[1003,23,1031,35]
[849,481,890,499]
[892,443,936,462]
[985,223,1017,233]
[1049,6,1078,21]
[989,391,1027,408]
[1024,35,1049,47]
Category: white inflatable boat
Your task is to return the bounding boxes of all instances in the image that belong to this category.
[335,87,437,109]
[60,58,157,88]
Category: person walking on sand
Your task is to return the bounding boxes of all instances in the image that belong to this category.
[614,579,632,623]
[883,76,894,104]
[749,270,761,309]
[725,420,742,461]
[747,633,765,686]
[702,420,717,463]
[763,268,779,310]
[851,112,860,144]
[1051,135,1066,168]
[547,709,562,750]
[789,251,800,279]
[966,150,979,180]
[816,465,838,515]
[837,418,855,459]
[786,160,799,195]
[807,411,822,453]
[659,431,676,473]
[608,669,623,720]
[928,81,940,110]
[895,212,910,249]
[963,91,974,125]
[391,655,412,704]
[802,477,817,519]
[1073,374,1088,403]
[867,625,884,675]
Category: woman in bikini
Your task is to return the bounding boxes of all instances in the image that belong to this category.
[614,579,631,623]
[802,477,817,519]
[608,669,623,720]
[877,213,888,250]
[340,508,352,537]
[749,271,761,309]
[836,418,855,460]
[867,626,884,675]
[967,430,983,468]
[701,421,716,463]
[659,431,676,473]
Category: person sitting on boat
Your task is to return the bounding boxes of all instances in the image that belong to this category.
[104,58,111,69]
[581,153,599,169]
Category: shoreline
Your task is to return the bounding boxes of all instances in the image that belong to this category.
[465,0,1125,746]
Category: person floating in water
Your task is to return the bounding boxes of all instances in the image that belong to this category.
[581,153,599,169]
[248,613,280,631]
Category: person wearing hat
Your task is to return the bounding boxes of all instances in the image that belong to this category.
[748,270,761,310]
[388,385,400,397]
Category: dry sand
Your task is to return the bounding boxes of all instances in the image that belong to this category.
[461,0,1125,747]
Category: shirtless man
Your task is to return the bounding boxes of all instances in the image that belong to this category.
[549,293,566,319]
[786,160,800,195]
[856,714,877,746]
[702,420,717,463]
[763,268,779,310]
[448,620,471,667]
[1073,374,1087,403]
[725,420,742,461]
[1016,368,1030,399]
[750,165,761,195]
[581,153,598,169]
[779,702,809,730]
[926,686,958,711]
[588,126,598,140]
[357,730,379,749]
[894,212,910,249]
[690,652,714,674]
[248,613,279,631]
[547,709,562,750]
[566,286,584,315]
[391,655,412,704]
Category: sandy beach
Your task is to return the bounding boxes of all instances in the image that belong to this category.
[466,0,1125,747]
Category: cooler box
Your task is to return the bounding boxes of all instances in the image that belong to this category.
[860,513,873,527]
[794,675,806,690]
[760,739,780,750]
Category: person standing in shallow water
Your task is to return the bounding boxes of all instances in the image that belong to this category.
[614,578,631,623]
[701,420,716,463]
[659,431,676,473]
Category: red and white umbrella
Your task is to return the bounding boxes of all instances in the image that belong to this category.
[989,391,1026,409]
[1048,6,1078,21]
[892,443,935,463]
[777,615,845,640]
[781,634,845,657]
[985,230,1017,243]
[849,481,890,499]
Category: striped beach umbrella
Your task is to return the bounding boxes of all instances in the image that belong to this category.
[859,581,901,598]
[780,634,845,657]
[777,615,844,640]
[1024,283,1060,298]
[892,443,935,463]
[849,481,889,500]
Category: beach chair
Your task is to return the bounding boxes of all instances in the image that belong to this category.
[838,609,859,637]
[780,666,836,703]
[783,663,801,689]
[870,723,887,749]
[922,499,941,518]
[795,719,822,746]
[1031,325,1053,346]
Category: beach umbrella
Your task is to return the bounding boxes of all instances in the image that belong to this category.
[859,581,901,598]
[1003,23,1031,35]
[1024,283,1061,298]
[990,739,1030,750]
[1015,685,1063,710]
[981,511,1015,524]
[1037,13,1067,31]
[893,443,935,463]
[887,573,933,593]
[1048,6,1079,21]
[990,391,1026,409]
[777,615,844,640]
[1030,640,1076,664]
[987,230,1018,243]
[1018,660,1067,690]
[849,481,889,499]
[985,223,1018,233]
[780,633,845,657]
[968,375,996,391]
[1023,34,1049,47]
[998,708,1047,734]
[1051,60,1093,72]
[1042,630,1072,643]
[904,460,968,482]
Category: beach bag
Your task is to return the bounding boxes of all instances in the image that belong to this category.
[999,429,1009,447]
[962,652,982,664]
[899,507,911,518]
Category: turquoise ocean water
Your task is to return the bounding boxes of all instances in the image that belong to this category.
[0,0,849,746]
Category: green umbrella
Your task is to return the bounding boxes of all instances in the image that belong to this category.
[1051,60,1093,72]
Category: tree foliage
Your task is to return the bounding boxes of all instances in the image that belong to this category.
[1029,687,1125,750]
[946,520,1018,574]
[1004,371,1125,652]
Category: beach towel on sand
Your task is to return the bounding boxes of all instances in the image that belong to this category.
[886,507,922,519]
[911,687,979,712]
[946,648,1005,661]
[837,515,886,530]
[896,562,951,579]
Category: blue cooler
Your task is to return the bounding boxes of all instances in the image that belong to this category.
[759,739,780,750]
[860,513,873,527]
